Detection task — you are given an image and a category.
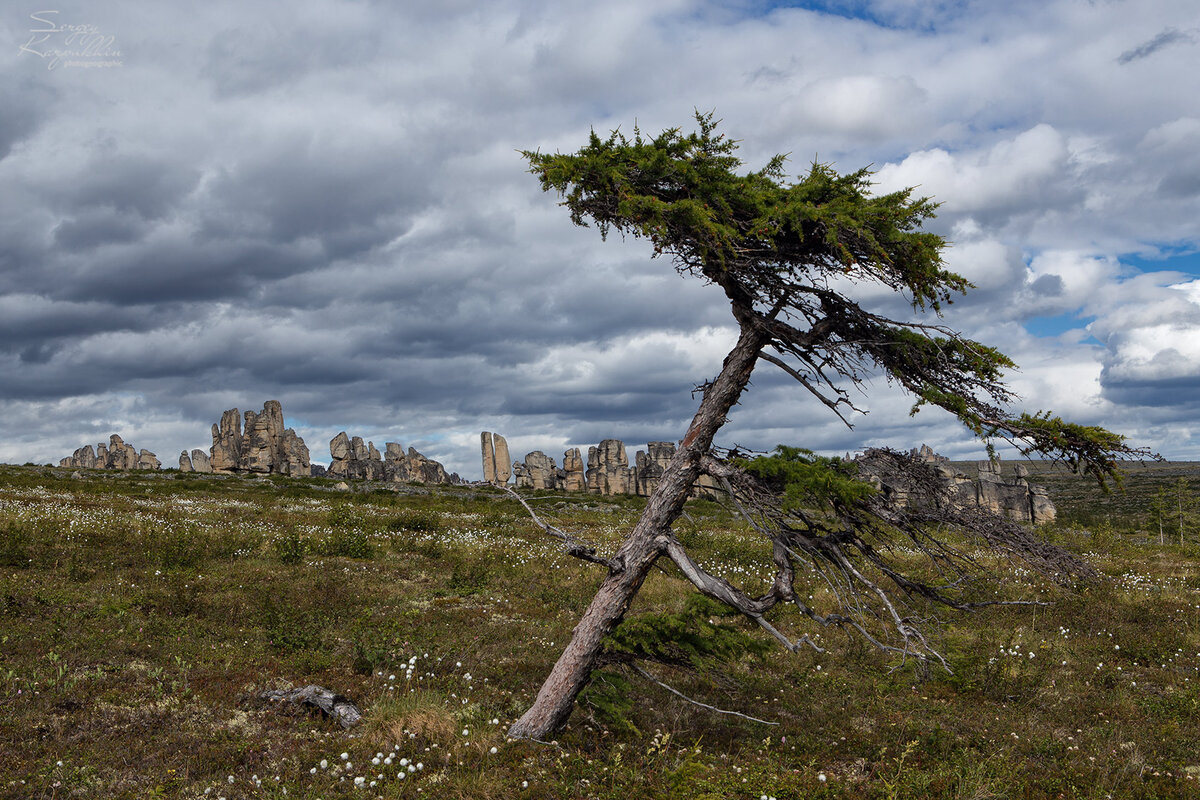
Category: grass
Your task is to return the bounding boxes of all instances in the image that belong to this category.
[2,462,1200,797]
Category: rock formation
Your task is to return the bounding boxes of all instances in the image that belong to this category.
[857,445,1056,526]
[208,401,310,476]
[190,448,212,473]
[587,439,632,495]
[480,432,512,485]
[492,434,720,498]
[514,451,560,490]
[563,448,585,492]
[634,442,675,496]
[60,434,160,471]
[179,448,213,473]
[328,432,459,485]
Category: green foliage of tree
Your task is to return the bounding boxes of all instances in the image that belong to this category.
[605,594,770,670]
[736,446,873,513]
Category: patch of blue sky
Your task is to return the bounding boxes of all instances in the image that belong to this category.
[1023,311,1099,342]
[1121,247,1200,279]
[729,0,958,31]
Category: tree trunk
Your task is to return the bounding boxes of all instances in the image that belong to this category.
[507,322,767,740]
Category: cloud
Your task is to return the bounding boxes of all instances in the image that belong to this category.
[2,0,1200,478]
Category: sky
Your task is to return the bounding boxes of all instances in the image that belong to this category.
[2,0,1199,479]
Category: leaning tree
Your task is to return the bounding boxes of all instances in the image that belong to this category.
[506,113,1146,741]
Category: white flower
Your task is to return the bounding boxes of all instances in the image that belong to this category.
[227,776,235,785]
[818,773,827,782]
[341,752,349,761]
[490,747,498,754]
[417,762,424,770]
[399,758,409,767]
[354,776,365,786]
[397,772,406,780]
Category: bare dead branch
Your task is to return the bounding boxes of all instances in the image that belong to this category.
[628,663,779,725]
[499,484,620,570]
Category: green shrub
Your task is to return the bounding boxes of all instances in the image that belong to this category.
[0,520,30,568]
[607,594,770,669]
[446,555,491,596]
[318,527,373,559]
[274,529,306,564]
[579,669,640,736]
[154,526,207,571]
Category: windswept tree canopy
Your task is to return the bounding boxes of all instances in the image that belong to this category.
[524,113,1145,480]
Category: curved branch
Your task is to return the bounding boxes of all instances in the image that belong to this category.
[500,485,620,571]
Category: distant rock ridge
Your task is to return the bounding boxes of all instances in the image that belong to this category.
[57,399,461,484]
[856,444,1056,525]
[59,434,160,471]
[208,400,310,476]
[491,435,720,498]
[328,432,461,486]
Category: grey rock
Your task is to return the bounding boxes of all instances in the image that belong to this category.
[563,447,585,492]
[481,432,513,485]
[190,449,212,473]
[516,451,557,490]
[859,445,1056,526]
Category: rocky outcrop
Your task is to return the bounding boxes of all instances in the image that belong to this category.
[178,448,213,473]
[480,432,512,485]
[60,434,159,471]
[514,451,560,490]
[208,401,310,476]
[563,448,585,492]
[587,439,632,495]
[634,442,675,496]
[328,434,383,481]
[858,445,1056,526]
[329,432,459,485]
[190,448,212,473]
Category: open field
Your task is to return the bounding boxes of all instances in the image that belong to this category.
[3,462,1200,799]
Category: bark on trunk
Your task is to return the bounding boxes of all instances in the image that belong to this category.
[507,321,767,740]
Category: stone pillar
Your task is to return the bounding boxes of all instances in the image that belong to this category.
[563,448,584,492]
